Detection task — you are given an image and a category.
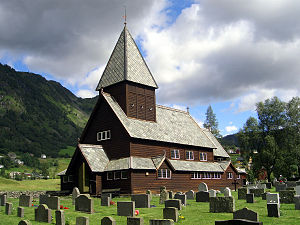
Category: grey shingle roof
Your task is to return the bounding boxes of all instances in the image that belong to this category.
[102,92,215,149]
[57,169,66,176]
[202,128,230,158]
[217,160,231,171]
[96,26,158,90]
[79,144,109,172]
[168,159,224,172]
[105,157,156,171]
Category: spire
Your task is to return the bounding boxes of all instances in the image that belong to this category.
[96,26,158,90]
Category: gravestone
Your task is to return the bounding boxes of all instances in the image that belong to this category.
[233,207,259,222]
[160,187,169,204]
[131,194,150,208]
[127,217,144,225]
[266,193,280,204]
[18,220,31,225]
[0,193,7,206]
[39,194,50,205]
[149,219,174,225]
[55,210,65,225]
[19,194,33,207]
[224,187,232,197]
[18,207,24,218]
[209,197,235,213]
[267,203,280,217]
[249,188,265,197]
[279,190,295,204]
[257,183,266,189]
[296,186,300,195]
[198,182,208,192]
[101,196,111,207]
[117,201,135,217]
[75,194,94,213]
[76,216,89,225]
[208,190,217,197]
[163,207,178,222]
[238,187,248,200]
[265,182,272,189]
[5,202,13,215]
[261,192,270,200]
[101,216,116,225]
[174,193,187,206]
[286,181,297,188]
[168,191,173,199]
[275,183,287,192]
[146,190,152,201]
[185,190,195,199]
[35,204,52,223]
[72,187,80,205]
[246,193,254,203]
[215,219,263,225]
[165,199,182,210]
[196,191,209,202]
[47,196,60,210]
[296,181,300,186]
[295,196,300,210]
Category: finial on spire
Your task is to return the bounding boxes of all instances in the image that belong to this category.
[123,6,127,25]
[186,106,190,114]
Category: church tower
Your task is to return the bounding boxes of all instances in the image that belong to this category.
[96,25,158,122]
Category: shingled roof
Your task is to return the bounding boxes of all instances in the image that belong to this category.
[96,25,158,90]
[102,92,215,149]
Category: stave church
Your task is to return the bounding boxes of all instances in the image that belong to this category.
[59,24,246,195]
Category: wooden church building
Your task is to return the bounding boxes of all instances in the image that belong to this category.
[59,25,244,195]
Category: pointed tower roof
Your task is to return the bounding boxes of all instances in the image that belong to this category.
[96,26,158,90]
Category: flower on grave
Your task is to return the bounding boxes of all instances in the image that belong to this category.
[64,207,69,209]
[60,205,63,209]
[135,210,139,216]
[179,215,185,220]
[110,200,116,205]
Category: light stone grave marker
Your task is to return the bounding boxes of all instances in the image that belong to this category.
[198,182,208,192]
[72,187,80,205]
[5,202,13,215]
[223,187,231,197]
[35,204,52,223]
[75,194,94,214]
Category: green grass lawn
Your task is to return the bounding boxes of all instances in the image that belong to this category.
[59,146,76,157]
[0,188,300,224]
[0,177,60,191]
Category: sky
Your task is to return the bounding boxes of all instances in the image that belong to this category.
[0,0,300,136]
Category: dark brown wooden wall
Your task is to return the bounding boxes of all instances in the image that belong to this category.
[102,171,131,194]
[103,83,127,114]
[130,140,214,162]
[81,97,130,159]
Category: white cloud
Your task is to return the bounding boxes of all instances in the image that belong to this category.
[76,89,97,98]
[225,125,238,132]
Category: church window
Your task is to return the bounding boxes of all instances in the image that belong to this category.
[107,172,113,180]
[171,149,180,159]
[227,172,233,179]
[200,152,207,161]
[97,130,111,141]
[158,169,171,179]
[191,172,201,179]
[114,171,121,180]
[202,172,211,179]
[212,173,221,179]
[186,151,194,160]
[121,171,128,179]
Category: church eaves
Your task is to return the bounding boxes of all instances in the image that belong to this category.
[96,26,158,90]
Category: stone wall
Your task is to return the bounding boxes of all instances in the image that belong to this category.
[0,191,47,199]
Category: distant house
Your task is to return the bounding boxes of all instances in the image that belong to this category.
[14,159,24,165]
[0,165,4,169]
[41,154,47,159]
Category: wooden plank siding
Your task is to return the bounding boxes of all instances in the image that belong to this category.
[130,139,214,162]
[102,171,132,194]
[81,96,131,160]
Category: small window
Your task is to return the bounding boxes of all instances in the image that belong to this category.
[191,172,201,179]
[203,172,211,179]
[107,172,113,180]
[237,174,240,179]
[212,173,221,179]
[227,172,233,179]
[171,149,180,159]
[186,151,194,160]
[114,171,121,180]
[97,130,111,141]
[68,175,73,182]
[200,152,207,161]
[121,171,128,179]
[158,169,171,179]
[63,176,67,183]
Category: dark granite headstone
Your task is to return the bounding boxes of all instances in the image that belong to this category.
[117,201,135,217]
[246,193,254,203]
[267,203,280,217]
[196,191,209,202]
[164,199,182,210]
[101,216,116,225]
[233,207,258,222]
[163,207,178,222]
[131,194,150,208]
[75,194,94,213]
[35,204,52,223]
[127,217,144,225]
[18,207,24,218]
[209,197,235,213]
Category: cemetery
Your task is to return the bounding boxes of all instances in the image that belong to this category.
[0,183,300,224]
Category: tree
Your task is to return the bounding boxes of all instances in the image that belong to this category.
[204,105,221,138]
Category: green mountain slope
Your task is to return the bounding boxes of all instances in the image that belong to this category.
[0,64,98,157]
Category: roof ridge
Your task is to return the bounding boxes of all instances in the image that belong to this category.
[156,104,189,114]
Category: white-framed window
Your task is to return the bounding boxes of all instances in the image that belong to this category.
[191,172,201,179]
[97,130,111,141]
[212,173,221,179]
[200,152,207,161]
[114,171,121,180]
[227,172,233,179]
[237,174,240,179]
[121,171,128,179]
[68,175,73,182]
[202,172,211,179]
[186,151,194,160]
[158,169,171,179]
[63,176,67,183]
[171,149,180,159]
[107,172,113,180]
